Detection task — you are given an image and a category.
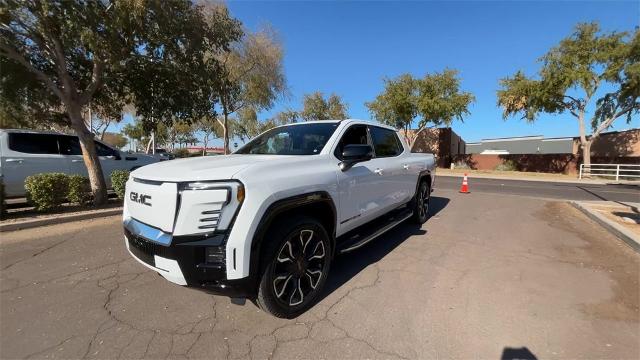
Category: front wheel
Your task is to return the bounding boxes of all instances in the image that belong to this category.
[256,216,331,318]
[412,180,431,224]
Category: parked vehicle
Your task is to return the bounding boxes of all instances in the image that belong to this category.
[0,129,158,197]
[122,120,436,318]
[146,148,175,161]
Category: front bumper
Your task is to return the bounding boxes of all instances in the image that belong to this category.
[124,220,256,298]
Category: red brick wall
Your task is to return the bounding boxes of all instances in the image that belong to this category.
[453,154,640,174]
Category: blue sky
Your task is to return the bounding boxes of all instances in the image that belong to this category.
[118,0,640,147]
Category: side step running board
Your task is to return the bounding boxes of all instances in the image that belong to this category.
[337,208,413,254]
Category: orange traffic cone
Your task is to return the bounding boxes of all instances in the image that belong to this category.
[459,173,470,194]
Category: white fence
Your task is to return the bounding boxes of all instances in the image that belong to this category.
[579,164,640,181]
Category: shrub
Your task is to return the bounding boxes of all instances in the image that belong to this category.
[0,179,6,220]
[111,170,130,199]
[67,175,92,205]
[24,173,69,211]
[453,161,471,170]
[173,148,190,158]
[495,160,518,171]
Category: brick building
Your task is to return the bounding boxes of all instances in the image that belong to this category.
[406,127,466,167]
[409,127,639,174]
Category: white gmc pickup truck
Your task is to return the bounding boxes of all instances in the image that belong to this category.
[123,120,436,318]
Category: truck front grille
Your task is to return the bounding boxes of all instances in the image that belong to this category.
[125,228,172,266]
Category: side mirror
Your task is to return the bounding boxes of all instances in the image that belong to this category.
[340,144,373,171]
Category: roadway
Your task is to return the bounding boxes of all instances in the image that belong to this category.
[436,175,639,203]
[2,191,639,358]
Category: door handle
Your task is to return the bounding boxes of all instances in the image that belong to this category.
[403,164,410,170]
[6,158,24,164]
[71,159,83,163]
[374,168,384,175]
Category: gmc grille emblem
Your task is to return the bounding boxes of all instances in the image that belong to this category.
[130,192,152,206]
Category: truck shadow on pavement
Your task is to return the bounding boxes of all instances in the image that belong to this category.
[317,196,450,304]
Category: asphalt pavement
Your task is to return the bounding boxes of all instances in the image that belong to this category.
[437,175,639,202]
[1,189,638,359]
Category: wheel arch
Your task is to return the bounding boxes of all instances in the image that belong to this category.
[414,170,433,198]
[248,191,337,288]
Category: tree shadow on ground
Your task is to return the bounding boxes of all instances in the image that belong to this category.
[316,196,450,304]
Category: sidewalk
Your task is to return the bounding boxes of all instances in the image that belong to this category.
[437,168,637,185]
[571,201,640,253]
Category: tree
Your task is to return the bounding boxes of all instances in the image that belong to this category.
[196,116,222,155]
[0,1,240,204]
[215,25,287,154]
[273,109,300,124]
[102,132,128,149]
[300,92,349,121]
[366,70,474,146]
[121,121,146,151]
[174,121,197,149]
[233,107,289,141]
[497,23,639,166]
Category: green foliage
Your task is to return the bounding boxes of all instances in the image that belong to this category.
[24,173,69,212]
[497,22,639,164]
[67,175,92,205]
[215,25,287,152]
[172,148,191,158]
[110,170,129,200]
[495,160,518,172]
[0,0,242,203]
[300,92,349,121]
[233,107,289,140]
[272,109,300,124]
[366,70,474,145]
[102,132,128,149]
[365,74,416,130]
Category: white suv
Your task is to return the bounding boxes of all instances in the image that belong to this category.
[0,129,157,197]
[123,120,436,317]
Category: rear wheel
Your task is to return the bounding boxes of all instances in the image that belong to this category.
[412,180,431,224]
[256,216,331,318]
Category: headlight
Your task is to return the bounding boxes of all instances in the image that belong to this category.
[172,181,244,236]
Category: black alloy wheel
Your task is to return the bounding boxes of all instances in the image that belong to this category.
[257,216,331,318]
[413,180,431,224]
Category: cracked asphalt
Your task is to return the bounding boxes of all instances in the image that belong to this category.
[1,189,639,359]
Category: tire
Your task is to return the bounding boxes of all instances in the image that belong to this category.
[412,180,431,224]
[256,215,332,318]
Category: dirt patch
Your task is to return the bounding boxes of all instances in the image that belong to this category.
[535,202,640,322]
[589,203,640,237]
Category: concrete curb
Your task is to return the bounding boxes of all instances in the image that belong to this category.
[570,201,640,253]
[0,207,122,232]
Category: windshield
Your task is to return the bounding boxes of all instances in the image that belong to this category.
[235,123,339,155]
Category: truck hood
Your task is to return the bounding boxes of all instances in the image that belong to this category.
[130,154,285,182]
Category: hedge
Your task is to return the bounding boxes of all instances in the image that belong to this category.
[24,173,70,211]
[67,175,92,205]
[111,170,130,199]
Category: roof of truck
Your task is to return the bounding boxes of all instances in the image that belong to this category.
[0,128,70,136]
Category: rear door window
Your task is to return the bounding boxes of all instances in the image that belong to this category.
[369,126,403,157]
[58,135,83,155]
[8,133,60,154]
[96,142,117,157]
